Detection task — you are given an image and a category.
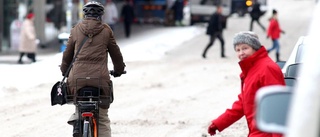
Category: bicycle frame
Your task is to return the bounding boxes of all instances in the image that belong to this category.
[65,71,124,137]
[76,77,102,137]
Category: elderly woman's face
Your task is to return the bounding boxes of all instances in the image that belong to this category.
[235,44,256,61]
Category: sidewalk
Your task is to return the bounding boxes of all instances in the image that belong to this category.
[0,23,164,64]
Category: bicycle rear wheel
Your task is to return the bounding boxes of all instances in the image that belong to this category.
[82,120,94,137]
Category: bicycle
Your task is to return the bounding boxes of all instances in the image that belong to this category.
[66,70,126,137]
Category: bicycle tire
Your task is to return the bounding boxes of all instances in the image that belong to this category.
[83,120,90,137]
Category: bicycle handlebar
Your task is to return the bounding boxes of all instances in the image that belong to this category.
[109,70,127,76]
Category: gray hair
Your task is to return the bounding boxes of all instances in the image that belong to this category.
[233,31,261,50]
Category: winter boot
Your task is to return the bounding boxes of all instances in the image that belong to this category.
[202,50,207,58]
[27,53,36,62]
[276,53,282,62]
[73,120,80,137]
[202,52,206,58]
[202,46,210,59]
[17,52,24,64]
[221,51,226,58]
[221,45,226,58]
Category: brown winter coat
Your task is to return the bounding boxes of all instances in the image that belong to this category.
[60,18,125,108]
[19,19,37,53]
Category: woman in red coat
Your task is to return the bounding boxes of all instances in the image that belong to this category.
[207,31,285,137]
[267,9,285,62]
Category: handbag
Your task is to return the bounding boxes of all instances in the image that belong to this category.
[51,36,88,106]
[51,81,68,106]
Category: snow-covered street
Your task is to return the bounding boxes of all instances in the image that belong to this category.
[0,0,317,136]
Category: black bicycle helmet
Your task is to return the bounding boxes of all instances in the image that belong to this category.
[83,1,104,17]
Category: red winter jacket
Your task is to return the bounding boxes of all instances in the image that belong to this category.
[267,18,282,40]
[212,46,285,137]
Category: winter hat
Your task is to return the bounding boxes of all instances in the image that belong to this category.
[26,13,34,19]
[272,9,278,15]
[233,31,261,50]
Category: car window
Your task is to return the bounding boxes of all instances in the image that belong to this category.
[295,44,304,63]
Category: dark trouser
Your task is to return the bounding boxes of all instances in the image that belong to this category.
[18,52,36,63]
[202,31,225,58]
[124,21,131,38]
[267,39,281,61]
[250,18,266,31]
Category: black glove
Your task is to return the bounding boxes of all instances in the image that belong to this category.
[110,70,126,77]
[112,71,122,77]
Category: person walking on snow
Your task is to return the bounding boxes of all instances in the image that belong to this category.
[104,0,118,31]
[267,9,285,62]
[171,0,184,26]
[18,13,38,64]
[207,31,284,137]
[121,0,135,38]
[202,6,227,58]
[249,1,266,31]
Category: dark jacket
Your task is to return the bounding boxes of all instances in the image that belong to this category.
[60,18,125,107]
[212,46,284,137]
[171,0,184,20]
[250,3,263,20]
[121,3,135,23]
[206,12,227,35]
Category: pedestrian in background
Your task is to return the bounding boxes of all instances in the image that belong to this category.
[202,6,227,58]
[60,1,126,136]
[104,0,118,31]
[164,0,176,26]
[171,0,184,26]
[18,12,38,64]
[207,31,284,137]
[249,1,266,31]
[121,0,135,38]
[267,9,285,62]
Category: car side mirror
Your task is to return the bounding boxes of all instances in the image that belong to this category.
[255,85,293,134]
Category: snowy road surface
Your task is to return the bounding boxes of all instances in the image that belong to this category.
[0,0,317,136]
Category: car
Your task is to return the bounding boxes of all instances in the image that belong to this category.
[255,37,320,137]
[281,36,311,77]
[255,1,320,136]
[254,36,304,134]
[255,34,320,137]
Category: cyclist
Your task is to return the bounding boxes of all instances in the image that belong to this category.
[60,1,126,137]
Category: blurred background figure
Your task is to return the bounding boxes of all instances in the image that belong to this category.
[202,6,227,58]
[164,0,176,26]
[267,9,285,62]
[18,12,38,64]
[249,1,266,31]
[121,0,135,38]
[171,0,184,26]
[104,0,118,31]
